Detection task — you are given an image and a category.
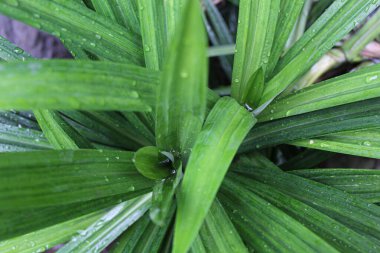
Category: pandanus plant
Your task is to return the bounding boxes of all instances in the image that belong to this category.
[1,0,380,252]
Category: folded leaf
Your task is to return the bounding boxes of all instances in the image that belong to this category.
[231,0,280,104]
[266,0,305,78]
[156,0,208,156]
[174,97,255,253]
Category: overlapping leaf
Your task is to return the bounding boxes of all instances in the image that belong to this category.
[174,97,255,253]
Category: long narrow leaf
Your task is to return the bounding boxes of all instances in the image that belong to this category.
[220,177,339,252]
[0,210,105,253]
[58,194,151,253]
[0,60,157,111]
[174,97,255,253]
[241,98,380,152]
[291,169,380,203]
[260,63,380,121]
[156,0,208,156]
[260,0,380,106]
[231,0,280,104]
[0,0,143,64]
[34,110,93,149]
[0,150,153,210]
[199,198,248,253]
[291,128,380,159]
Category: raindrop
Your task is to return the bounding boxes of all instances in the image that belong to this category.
[13,47,24,54]
[363,141,372,146]
[309,140,315,144]
[90,42,96,47]
[180,71,189,78]
[144,45,150,52]
[366,75,378,83]
[95,34,102,40]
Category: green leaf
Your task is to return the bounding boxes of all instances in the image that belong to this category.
[207,44,235,57]
[138,0,166,70]
[260,0,380,106]
[133,146,172,180]
[0,36,91,151]
[0,111,39,130]
[241,98,380,152]
[260,63,380,121]
[121,112,155,145]
[156,0,208,156]
[342,8,380,61]
[291,128,380,159]
[190,235,207,253]
[83,112,152,148]
[0,60,157,111]
[266,0,305,78]
[62,111,141,150]
[57,194,151,253]
[34,110,93,150]
[0,0,143,64]
[174,97,256,253]
[0,192,142,240]
[0,123,51,150]
[108,214,151,253]
[236,166,380,241]
[0,35,30,61]
[280,149,334,171]
[226,172,380,252]
[220,177,339,253]
[242,67,264,108]
[203,0,234,78]
[231,0,280,104]
[0,150,153,210]
[307,0,334,27]
[0,210,105,253]
[150,162,182,226]
[198,198,248,253]
[131,206,175,253]
[163,0,186,42]
[291,169,380,203]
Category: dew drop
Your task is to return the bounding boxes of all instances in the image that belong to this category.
[309,140,315,144]
[90,42,96,47]
[95,34,102,40]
